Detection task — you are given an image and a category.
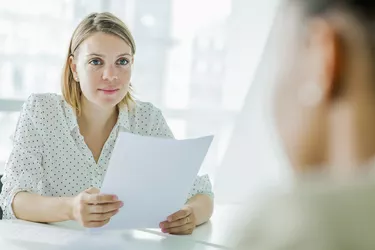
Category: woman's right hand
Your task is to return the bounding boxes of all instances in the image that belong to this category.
[70,187,123,228]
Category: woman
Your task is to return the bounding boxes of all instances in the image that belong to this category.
[0,12,213,235]
[236,0,375,248]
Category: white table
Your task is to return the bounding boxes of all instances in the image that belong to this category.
[53,204,241,249]
[0,204,243,249]
[0,219,229,250]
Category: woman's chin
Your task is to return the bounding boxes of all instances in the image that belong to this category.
[98,91,126,106]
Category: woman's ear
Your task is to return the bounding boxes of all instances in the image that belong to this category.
[69,54,79,81]
[306,17,343,102]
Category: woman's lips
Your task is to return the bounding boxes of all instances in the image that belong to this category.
[98,89,119,94]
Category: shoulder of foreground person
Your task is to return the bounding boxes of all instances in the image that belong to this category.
[235,177,375,250]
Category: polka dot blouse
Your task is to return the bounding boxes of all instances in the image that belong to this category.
[0,93,213,220]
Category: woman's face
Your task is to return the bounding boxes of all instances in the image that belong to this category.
[71,32,133,109]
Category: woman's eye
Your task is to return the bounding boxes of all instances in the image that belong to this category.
[89,59,102,65]
[117,58,129,66]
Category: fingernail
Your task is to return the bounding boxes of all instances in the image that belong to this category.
[167,217,172,222]
[113,195,118,200]
[161,229,167,233]
[120,202,124,207]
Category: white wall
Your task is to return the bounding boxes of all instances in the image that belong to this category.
[214,0,291,204]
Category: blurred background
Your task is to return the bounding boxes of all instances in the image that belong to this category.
[0,0,282,203]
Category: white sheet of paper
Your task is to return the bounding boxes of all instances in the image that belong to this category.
[96,132,214,230]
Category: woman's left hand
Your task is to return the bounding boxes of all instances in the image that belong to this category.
[159,206,196,235]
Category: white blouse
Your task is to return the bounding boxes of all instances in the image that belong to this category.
[0,93,213,219]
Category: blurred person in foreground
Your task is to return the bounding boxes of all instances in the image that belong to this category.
[236,0,375,249]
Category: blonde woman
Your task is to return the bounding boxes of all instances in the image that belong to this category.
[0,12,213,234]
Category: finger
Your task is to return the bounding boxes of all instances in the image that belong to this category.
[85,187,100,194]
[161,216,191,229]
[88,201,124,214]
[84,219,110,228]
[88,209,119,221]
[85,193,119,204]
[167,209,191,222]
[165,223,194,234]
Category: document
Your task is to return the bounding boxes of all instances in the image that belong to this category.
[97,132,213,230]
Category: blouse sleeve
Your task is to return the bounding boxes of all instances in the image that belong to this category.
[0,95,44,219]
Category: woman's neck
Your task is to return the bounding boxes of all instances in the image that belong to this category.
[78,97,118,133]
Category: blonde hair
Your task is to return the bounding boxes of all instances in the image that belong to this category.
[62,12,136,115]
